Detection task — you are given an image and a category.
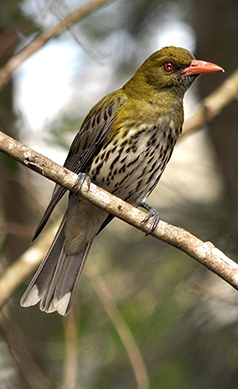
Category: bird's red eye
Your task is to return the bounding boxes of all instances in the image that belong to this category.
[164,62,174,72]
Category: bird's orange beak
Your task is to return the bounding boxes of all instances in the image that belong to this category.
[182,59,224,76]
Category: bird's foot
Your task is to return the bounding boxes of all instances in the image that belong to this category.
[140,202,160,235]
[74,173,91,194]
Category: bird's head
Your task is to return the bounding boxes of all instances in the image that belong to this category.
[126,46,224,98]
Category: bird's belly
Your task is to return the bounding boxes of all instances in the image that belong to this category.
[89,124,179,205]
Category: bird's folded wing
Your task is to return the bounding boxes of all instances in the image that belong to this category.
[33,95,127,240]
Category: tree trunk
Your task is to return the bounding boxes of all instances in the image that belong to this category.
[192,0,238,245]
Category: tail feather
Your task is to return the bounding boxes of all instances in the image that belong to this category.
[20,217,66,307]
[32,184,67,241]
[55,243,91,302]
[40,243,92,315]
[21,218,93,316]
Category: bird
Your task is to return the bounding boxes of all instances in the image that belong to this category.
[20,46,224,315]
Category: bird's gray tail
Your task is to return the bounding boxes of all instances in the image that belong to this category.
[20,218,92,315]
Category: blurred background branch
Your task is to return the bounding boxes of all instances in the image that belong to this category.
[1,127,238,296]
[0,0,111,91]
[1,0,238,388]
[183,68,238,136]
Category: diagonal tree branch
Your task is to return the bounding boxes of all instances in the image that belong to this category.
[183,68,238,136]
[0,128,238,305]
[0,0,112,91]
[86,261,150,389]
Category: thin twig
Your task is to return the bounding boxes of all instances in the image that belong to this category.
[0,0,112,91]
[183,68,238,136]
[63,309,78,389]
[86,261,150,389]
[0,312,51,389]
[0,221,58,307]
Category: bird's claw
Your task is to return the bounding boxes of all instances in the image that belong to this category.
[140,202,160,235]
[74,173,91,194]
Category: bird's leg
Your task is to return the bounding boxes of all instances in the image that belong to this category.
[140,202,160,234]
[74,173,91,194]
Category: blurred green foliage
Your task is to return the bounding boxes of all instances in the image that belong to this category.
[1,0,238,388]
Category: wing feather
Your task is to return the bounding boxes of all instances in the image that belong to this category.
[33,94,127,240]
